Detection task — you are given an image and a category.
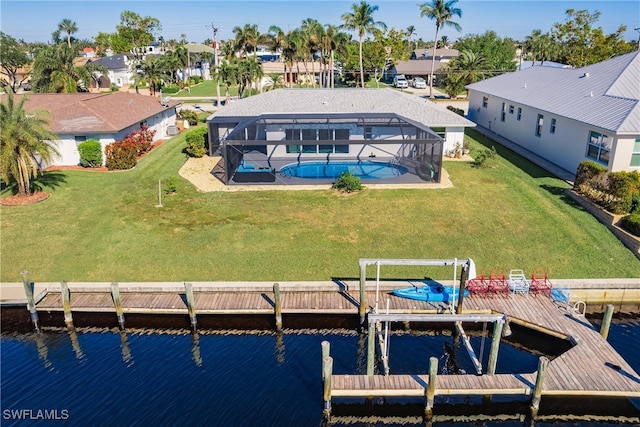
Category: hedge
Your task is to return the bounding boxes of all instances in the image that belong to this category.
[574,161,640,215]
[77,139,103,167]
[185,127,208,158]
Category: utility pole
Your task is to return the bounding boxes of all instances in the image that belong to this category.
[207,23,219,66]
[635,27,640,51]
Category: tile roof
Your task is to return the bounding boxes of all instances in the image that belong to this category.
[211,88,475,128]
[467,51,640,134]
[15,92,180,134]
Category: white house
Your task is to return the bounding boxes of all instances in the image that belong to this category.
[466,51,640,176]
[17,92,181,167]
[208,88,475,184]
[88,54,134,88]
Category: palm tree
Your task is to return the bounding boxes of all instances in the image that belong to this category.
[405,24,417,53]
[282,30,302,88]
[134,57,172,96]
[31,44,92,93]
[233,24,259,57]
[263,73,286,91]
[524,29,558,65]
[54,19,78,48]
[301,18,323,87]
[446,49,489,99]
[341,1,387,88]
[0,90,59,197]
[219,62,237,105]
[322,25,350,88]
[419,0,462,98]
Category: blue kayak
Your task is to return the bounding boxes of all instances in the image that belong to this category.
[392,282,469,302]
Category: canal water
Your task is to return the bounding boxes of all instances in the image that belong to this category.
[1,319,638,426]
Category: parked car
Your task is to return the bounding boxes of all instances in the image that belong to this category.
[411,77,426,89]
[393,75,408,89]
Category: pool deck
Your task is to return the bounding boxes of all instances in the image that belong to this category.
[178,156,468,192]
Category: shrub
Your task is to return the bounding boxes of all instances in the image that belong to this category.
[189,76,201,85]
[161,85,180,94]
[165,176,177,194]
[185,127,208,158]
[472,146,498,168]
[574,161,640,215]
[179,109,198,126]
[123,126,156,156]
[620,211,640,237]
[109,83,119,92]
[332,170,363,193]
[105,140,137,170]
[77,139,103,167]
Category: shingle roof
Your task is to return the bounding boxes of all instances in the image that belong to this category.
[211,88,475,128]
[467,51,640,134]
[89,54,129,70]
[15,92,180,134]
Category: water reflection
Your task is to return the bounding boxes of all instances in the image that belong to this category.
[275,331,285,364]
[67,327,85,361]
[191,332,202,367]
[119,330,133,366]
[34,332,51,368]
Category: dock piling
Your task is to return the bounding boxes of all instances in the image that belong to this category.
[60,281,73,328]
[530,356,549,420]
[367,317,375,376]
[184,282,197,330]
[425,356,438,420]
[110,282,125,329]
[358,264,367,326]
[600,304,614,340]
[487,317,504,375]
[273,283,282,332]
[321,341,330,373]
[455,265,468,315]
[20,271,40,331]
[322,356,333,420]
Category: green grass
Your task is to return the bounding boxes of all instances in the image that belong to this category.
[1,128,639,283]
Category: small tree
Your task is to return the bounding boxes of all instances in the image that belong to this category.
[332,170,363,192]
[77,139,103,167]
[185,127,208,158]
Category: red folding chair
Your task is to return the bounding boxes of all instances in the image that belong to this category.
[489,269,509,297]
[530,268,552,297]
[466,271,489,297]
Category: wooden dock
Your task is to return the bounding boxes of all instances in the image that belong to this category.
[8,279,640,415]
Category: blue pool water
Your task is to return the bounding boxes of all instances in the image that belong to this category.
[1,320,638,426]
[280,160,408,179]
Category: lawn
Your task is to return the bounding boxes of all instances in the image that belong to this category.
[1,128,639,283]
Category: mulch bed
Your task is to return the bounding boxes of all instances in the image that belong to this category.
[0,192,50,206]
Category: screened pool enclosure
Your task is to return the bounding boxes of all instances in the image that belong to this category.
[208,113,444,185]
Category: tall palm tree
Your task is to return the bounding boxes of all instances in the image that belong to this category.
[341,1,387,88]
[419,0,462,98]
[524,29,558,65]
[0,90,59,197]
[54,19,78,48]
[219,62,237,105]
[134,57,172,96]
[405,24,417,53]
[282,30,302,88]
[322,25,350,88]
[233,24,259,57]
[300,18,323,87]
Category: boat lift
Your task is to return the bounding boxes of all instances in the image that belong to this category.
[358,258,507,376]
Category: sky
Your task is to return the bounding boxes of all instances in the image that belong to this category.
[1,0,638,45]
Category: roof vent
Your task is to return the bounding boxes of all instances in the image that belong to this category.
[590,91,593,97]
[322,101,328,105]
[582,72,590,78]
[524,83,527,88]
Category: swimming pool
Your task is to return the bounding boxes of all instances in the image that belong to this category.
[280,160,408,179]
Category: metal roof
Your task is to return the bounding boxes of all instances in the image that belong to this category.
[466,51,639,134]
[210,88,475,129]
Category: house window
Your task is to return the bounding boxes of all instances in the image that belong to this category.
[301,145,317,154]
[517,108,522,121]
[318,145,333,153]
[500,103,506,122]
[318,129,331,140]
[482,96,488,108]
[509,105,514,114]
[334,129,350,140]
[286,145,301,153]
[74,136,87,144]
[364,126,373,139]
[631,138,640,167]
[334,145,349,154]
[301,129,317,140]
[285,129,301,140]
[431,127,446,139]
[535,114,544,136]
[586,130,611,165]
[550,118,556,134]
